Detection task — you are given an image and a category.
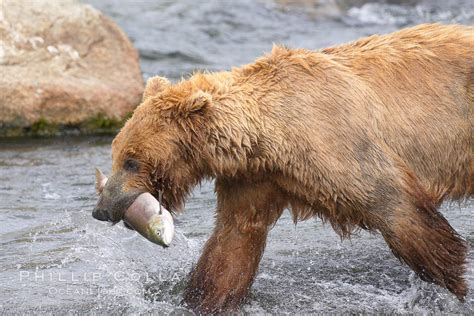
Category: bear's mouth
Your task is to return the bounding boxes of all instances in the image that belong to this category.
[93,168,176,247]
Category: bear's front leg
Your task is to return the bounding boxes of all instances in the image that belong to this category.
[183,179,285,314]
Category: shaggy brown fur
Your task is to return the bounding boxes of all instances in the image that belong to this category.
[108,24,473,313]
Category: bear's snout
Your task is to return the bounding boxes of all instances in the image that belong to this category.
[92,171,144,224]
[92,206,109,222]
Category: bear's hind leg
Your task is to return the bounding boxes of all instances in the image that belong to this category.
[379,198,468,300]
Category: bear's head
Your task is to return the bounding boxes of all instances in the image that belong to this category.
[92,75,218,223]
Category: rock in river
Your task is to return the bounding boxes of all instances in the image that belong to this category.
[0,0,144,136]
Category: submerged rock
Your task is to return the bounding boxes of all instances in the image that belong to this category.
[0,0,144,136]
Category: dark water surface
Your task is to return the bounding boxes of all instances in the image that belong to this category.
[1,0,473,314]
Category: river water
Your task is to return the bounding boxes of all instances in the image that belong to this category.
[1,0,473,314]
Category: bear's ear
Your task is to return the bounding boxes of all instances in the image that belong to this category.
[177,90,212,117]
[143,76,170,101]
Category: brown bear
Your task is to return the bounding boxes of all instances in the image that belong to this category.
[92,23,473,313]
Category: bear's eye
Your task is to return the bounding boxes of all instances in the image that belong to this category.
[124,159,140,173]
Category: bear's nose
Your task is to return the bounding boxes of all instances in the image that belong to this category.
[92,207,109,221]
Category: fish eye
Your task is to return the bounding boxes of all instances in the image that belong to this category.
[124,158,140,173]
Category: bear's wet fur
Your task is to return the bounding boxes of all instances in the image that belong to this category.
[110,24,473,313]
